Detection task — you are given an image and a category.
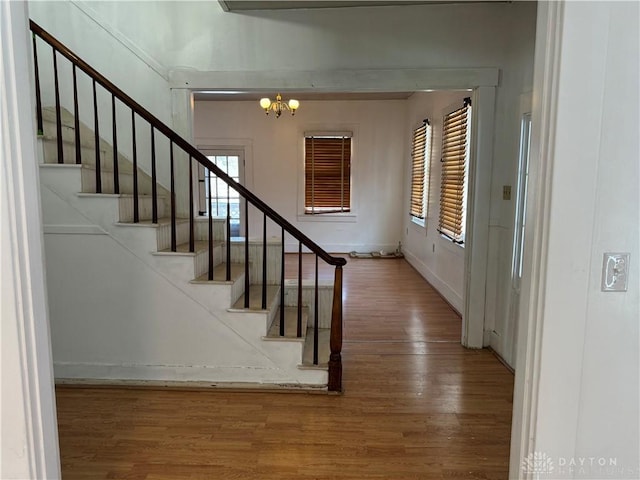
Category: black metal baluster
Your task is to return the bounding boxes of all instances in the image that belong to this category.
[32,33,43,135]
[314,255,319,365]
[280,226,285,337]
[297,242,302,338]
[72,65,81,165]
[150,125,157,223]
[131,110,139,222]
[226,183,231,281]
[262,213,267,310]
[208,170,214,281]
[53,49,63,164]
[244,201,250,309]
[189,155,195,253]
[170,141,176,251]
[111,95,119,193]
[92,79,101,192]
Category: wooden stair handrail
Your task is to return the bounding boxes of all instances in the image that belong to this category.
[29,20,346,269]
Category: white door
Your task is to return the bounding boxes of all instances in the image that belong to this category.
[198,149,245,237]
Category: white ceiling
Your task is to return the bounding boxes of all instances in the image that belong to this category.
[207,1,491,101]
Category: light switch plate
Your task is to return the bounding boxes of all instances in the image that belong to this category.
[601,253,630,292]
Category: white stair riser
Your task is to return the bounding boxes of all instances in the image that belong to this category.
[156,221,192,251]
[230,242,282,285]
[284,284,334,329]
[118,196,169,223]
[195,218,226,242]
[193,247,223,279]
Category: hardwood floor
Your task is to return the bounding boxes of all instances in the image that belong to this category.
[55,256,514,479]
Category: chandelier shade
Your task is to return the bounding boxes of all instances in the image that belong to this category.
[259,93,299,117]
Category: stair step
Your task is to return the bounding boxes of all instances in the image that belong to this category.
[115,217,190,228]
[231,285,280,311]
[191,263,245,284]
[154,240,214,256]
[265,306,309,340]
[301,327,331,368]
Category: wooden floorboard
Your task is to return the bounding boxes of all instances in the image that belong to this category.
[55,255,514,479]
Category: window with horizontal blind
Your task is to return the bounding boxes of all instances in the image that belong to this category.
[304,134,351,214]
[439,97,472,244]
[410,119,432,223]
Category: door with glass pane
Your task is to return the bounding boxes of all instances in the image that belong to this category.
[507,113,532,365]
[198,149,244,237]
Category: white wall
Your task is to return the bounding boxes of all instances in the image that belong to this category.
[44,232,278,380]
[402,90,469,312]
[29,1,170,124]
[82,1,533,73]
[536,1,639,473]
[194,99,407,252]
[28,1,178,214]
[512,1,639,477]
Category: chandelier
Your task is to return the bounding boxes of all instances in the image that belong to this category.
[259,93,300,118]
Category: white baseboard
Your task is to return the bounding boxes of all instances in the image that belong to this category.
[403,249,463,314]
[53,362,326,386]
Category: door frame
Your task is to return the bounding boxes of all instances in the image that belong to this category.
[509,2,564,477]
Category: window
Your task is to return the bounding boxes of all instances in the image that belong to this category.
[304,133,351,214]
[409,119,432,224]
[439,97,472,244]
[512,113,532,285]
[203,154,242,236]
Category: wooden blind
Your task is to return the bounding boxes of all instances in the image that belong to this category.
[410,120,430,220]
[439,98,471,243]
[305,136,351,214]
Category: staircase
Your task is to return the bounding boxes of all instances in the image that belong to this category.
[31,21,345,391]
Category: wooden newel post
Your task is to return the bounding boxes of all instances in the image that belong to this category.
[328,265,343,392]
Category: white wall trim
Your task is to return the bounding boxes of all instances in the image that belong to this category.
[463,86,496,349]
[69,0,169,80]
[509,2,564,477]
[1,2,61,477]
[53,362,282,383]
[170,67,500,91]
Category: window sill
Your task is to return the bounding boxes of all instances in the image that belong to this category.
[297,213,357,223]
[439,233,465,250]
[410,216,426,228]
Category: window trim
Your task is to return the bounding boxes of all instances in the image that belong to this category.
[298,127,357,221]
[438,97,472,245]
[409,119,432,227]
